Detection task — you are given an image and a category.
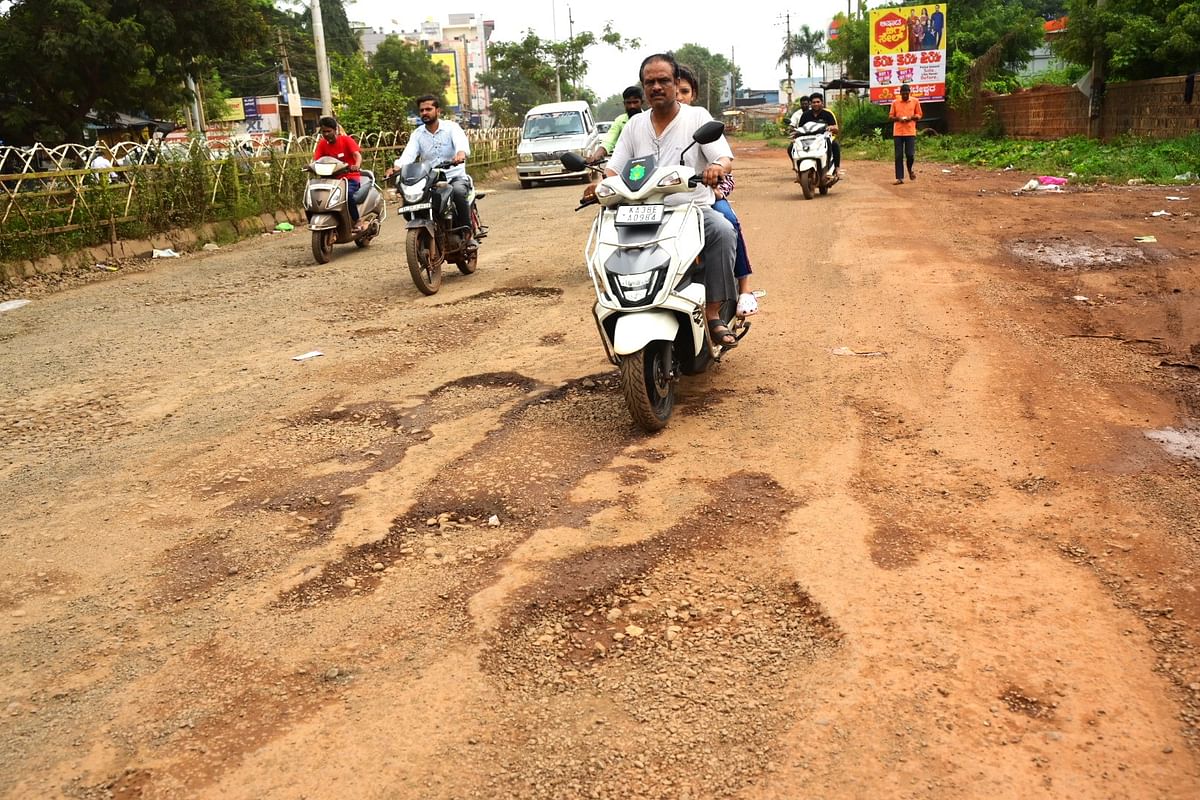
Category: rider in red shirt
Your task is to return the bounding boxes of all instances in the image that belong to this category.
[313,115,366,232]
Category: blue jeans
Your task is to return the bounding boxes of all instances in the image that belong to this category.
[712,198,751,279]
[345,178,360,222]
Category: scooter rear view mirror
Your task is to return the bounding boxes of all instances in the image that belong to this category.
[561,152,588,172]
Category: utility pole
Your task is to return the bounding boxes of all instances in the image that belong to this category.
[277,31,300,137]
[552,1,561,102]
[784,12,793,109]
[185,73,205,135]
[311,0,333,115]
[568,6,575,99]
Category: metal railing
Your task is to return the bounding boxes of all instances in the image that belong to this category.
[0,128,522,265]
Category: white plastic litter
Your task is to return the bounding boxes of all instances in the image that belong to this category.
[202,243,220,251]
[831,346,886,357]
[0,299,31,313]
[1151,210,1172,217]
[1134,235,1158,243]
[1072,295,1090,302]
[1166,196,1189,201]
[151,248,180,258]
[292,351,323,361]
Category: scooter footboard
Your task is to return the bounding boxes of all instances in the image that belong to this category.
[611,311,680,356]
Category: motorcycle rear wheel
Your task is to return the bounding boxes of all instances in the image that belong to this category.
[406,228,443,295]
[311,229,335,263]
[799,170,815,200]
[620,340,675,432]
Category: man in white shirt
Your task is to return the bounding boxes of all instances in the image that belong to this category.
[89,147,119,183]
[605,53,738,346]
[390,95,474,244]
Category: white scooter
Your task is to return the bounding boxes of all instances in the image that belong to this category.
[561,120,748,432]
[790,121,839,200]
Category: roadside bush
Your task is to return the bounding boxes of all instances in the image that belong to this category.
[833,96,890,139]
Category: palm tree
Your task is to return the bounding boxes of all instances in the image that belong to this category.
[794,25,825,79]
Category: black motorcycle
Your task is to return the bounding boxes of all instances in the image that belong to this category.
[396,161,486,295]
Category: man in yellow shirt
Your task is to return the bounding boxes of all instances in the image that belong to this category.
[889,84,923,185]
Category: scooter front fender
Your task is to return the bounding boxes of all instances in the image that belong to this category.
[308,213,337,230]
[612,311,680,357]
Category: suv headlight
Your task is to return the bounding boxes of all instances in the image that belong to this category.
[518,153,534,163]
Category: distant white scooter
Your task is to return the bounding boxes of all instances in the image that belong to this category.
[561,120,749,432]
[789,121,839,199]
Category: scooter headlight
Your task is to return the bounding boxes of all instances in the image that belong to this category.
[595,183,616,199]
[402,183,425,203]
[656,172,682,188]
[327,185,342,205]
[616,271,657,302]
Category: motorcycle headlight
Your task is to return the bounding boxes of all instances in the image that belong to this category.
[402,184,425,203]
[518,153,534,163]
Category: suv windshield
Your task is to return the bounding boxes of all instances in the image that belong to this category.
[523,111,585,138]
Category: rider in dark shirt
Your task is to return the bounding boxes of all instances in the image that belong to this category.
[796,93,840,174]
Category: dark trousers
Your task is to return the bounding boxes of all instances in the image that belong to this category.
[449,176,472,232]
[345,178,360,222]
[712,198,751,279]
[831,140,841,170]
[894,136,916,179]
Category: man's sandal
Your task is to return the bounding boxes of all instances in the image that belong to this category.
[708,318,738,348]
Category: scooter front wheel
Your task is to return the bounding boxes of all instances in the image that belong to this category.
[311,229,335,263]
[406,227,443,295]
[799,170,815,200]
[620,340,675,432]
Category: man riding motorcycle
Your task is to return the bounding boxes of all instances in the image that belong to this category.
[388,95,475,248]
[601,53,739,347]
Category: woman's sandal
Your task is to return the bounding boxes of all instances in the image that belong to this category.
[736,292,758,317]
[708,318,738,348]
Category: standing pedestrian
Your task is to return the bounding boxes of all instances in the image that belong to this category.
[889,84,922,185]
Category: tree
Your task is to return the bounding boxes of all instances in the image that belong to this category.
[821,11,870,81]
[479,24,638,118]
[1055,0,1200,82]
[332,53,411,133]
[0,0,271,144]
[594,93,625,120]
[945,1,1046,104]
[675,43,736,116]
[369,37,450,105]
[779,25,825,79]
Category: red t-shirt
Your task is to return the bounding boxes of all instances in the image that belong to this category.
[313,134,361,181]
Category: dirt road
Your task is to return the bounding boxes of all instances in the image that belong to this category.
[2,142,1199,799]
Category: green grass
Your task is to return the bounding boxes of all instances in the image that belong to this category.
[841,132,1200,184]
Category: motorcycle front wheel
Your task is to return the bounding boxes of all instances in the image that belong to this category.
[620,340,675,432]
[406,227,443,295]
[311,229,335,263]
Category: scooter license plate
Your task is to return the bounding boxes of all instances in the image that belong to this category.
[403,202,431,212]
[615,204,664,226]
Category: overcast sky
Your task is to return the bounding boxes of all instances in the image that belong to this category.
[345,0,865,99]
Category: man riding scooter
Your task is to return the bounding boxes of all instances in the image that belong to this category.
[599,53,739,347]
[313,116,367,233]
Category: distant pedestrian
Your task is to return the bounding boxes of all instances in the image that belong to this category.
[889,84,922,185]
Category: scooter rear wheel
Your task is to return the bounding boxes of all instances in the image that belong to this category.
[620,340,675,432]
[312,229,335,263]
[406,228,443,295]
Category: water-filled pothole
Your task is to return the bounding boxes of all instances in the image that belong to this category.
[1145,427,1200,462]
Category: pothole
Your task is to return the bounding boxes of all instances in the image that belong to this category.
[435,286,564,306]
[1007,236,1155,271]
[1145,426,1200,462]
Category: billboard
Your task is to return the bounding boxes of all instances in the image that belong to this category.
[431,51,460,109]
[869,4,947,104]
